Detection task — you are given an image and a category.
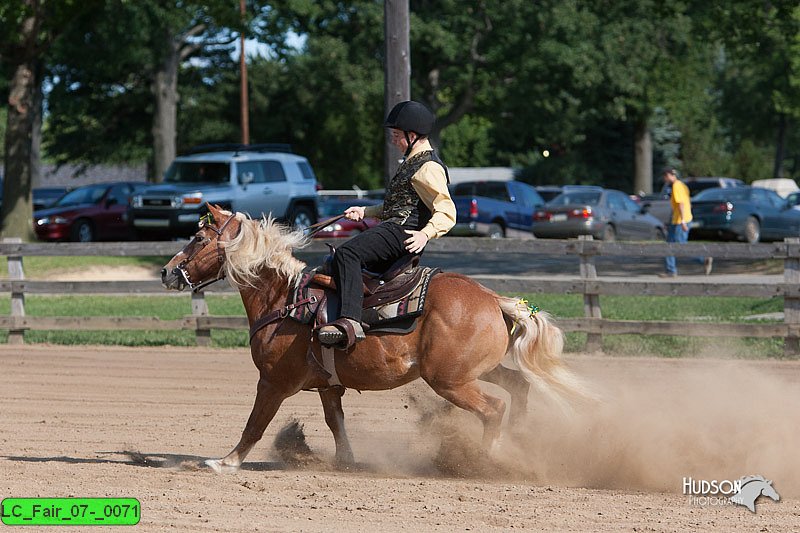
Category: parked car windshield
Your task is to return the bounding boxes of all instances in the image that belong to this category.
[693,188,751,202]
[53,185,108,207]
[33,187,69,210]
[536,189,563,202]
[450,181,510,201]
[548,191,602,206]
[164,162,230,184]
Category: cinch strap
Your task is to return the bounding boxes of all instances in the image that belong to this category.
[249,296,318,342]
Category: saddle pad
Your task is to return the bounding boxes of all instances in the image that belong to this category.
[287,267,440,328]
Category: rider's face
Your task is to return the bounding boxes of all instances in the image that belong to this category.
[389,128,416,152]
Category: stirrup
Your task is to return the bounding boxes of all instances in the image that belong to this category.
[316,318,365,350]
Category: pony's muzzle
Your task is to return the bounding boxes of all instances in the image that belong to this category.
[161,267,187,291]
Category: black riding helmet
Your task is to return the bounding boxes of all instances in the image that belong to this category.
[385,100,435,157]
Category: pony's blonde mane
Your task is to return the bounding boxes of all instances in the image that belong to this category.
[222,212,308,288]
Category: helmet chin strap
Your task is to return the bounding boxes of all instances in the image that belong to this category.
[403,131,419,158]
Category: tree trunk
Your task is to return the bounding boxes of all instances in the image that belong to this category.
[151,35,180,183]
[384,0,410,183]
[32,62,43,188]
[774,113,787,179]
[1,60,39,241]
[633,119,653,195]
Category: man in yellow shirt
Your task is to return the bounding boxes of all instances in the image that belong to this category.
[317,101,456,348]
[660,167,698,277]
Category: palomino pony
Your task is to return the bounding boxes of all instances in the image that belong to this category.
[162,204,589,473]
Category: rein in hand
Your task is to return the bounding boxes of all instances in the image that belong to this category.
[304,214,347,237]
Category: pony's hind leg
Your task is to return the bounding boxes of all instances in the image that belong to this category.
[481,365,530,428]
[426,379,506,451]
[318,386,355,466]
[206,377,288,473]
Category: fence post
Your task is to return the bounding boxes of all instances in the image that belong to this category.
[192,291,211,347]
[4,238,25,344]
[578,235,602,352]
[784,237,800,357]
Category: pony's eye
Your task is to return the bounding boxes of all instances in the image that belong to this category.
[195,235,204,242]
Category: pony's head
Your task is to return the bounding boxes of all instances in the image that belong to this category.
[161,204,241,292]
[161,203,309,292]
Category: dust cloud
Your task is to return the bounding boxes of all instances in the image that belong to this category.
[274,355,800,498]
[504,356,800,497]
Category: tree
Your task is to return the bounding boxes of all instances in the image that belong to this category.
[706,0,800,179]
[147,2,244,180]
[45,2,152,171]
[587,0,694,193]
[0,0,98,240]
[252,0,593,187]
[45,1,249,181]
[246,0,386,189]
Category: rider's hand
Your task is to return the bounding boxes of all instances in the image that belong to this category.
[344,206,365,221]
[404,230,429,254]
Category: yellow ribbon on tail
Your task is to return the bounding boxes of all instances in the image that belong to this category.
[510,298,540,335]
[519,298,540,316]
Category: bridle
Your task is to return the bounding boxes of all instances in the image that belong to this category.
[175,214,237,292]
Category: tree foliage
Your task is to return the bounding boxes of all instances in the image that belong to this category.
[45,0,251,179]
[703,0,800,179]
[2,0,797,211]
[0,0,100,240]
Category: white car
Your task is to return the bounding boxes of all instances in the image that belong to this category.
[130,144,319,238]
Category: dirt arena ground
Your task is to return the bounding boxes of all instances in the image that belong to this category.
[2,345,799,532]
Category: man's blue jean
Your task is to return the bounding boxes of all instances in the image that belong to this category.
[664,223,688,274]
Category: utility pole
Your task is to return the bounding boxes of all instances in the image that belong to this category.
[239,0,250,145]
[384,0,410,183]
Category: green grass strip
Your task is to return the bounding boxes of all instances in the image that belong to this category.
[0,292,788,356]
[521,294,785,358]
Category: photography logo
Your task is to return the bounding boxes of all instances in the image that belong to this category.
[683,475,780,513]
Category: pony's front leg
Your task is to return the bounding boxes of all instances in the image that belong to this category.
[318,386,354,466]
[206,377,288,473]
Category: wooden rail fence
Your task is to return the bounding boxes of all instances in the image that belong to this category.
[1,237,798,354]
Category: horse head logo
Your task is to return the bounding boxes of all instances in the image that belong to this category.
[728,475,780,513]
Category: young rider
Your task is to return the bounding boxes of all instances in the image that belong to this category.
[317,100,456,348]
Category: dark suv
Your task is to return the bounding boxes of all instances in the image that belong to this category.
[130,144,319,239]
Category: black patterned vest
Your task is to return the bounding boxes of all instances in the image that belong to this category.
[381,150,449,230]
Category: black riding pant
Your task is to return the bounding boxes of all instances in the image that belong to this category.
[332,222,415,322]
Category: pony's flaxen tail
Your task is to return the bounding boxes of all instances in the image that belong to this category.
[497,296,595,406]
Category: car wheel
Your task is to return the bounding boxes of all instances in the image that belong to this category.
[288,206,315,231]
[744,216,760,244]
[487,223,504,239]
[71,220,94,242]
[602,224,616,242]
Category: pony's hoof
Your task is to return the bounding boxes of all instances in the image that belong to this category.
[334,452,355,469]
[488,437,504,458]
[205,458,239,474]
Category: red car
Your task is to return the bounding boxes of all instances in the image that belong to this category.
[313,198,381,238]
[33,182,147,242]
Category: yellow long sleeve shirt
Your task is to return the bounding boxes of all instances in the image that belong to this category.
[364,140,456,239]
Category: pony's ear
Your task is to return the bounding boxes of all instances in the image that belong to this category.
[206,203,224,220]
